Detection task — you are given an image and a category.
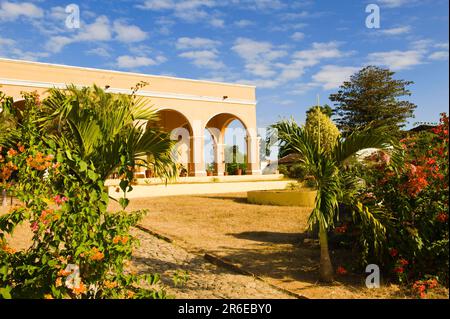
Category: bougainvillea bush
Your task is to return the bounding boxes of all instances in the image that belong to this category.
[0,90,171,299]
[349,113,449,294]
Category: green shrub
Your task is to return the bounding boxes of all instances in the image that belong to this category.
[0,90,169,299]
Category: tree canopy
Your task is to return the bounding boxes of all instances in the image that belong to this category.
[305,106,340,153]
[330,66,417,136]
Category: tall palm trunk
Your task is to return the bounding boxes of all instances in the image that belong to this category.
[319,227,334,283]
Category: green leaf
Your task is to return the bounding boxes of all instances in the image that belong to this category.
[0,286,12,299]
[119,198,129,209]
[119,180,128,193]
[79,161,88,172]
[87,170,98,181]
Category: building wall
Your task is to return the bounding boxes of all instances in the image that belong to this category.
[0,58,261,176]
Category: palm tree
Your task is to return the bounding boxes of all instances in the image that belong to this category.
[37,84,176,182]
[271,119,391,282]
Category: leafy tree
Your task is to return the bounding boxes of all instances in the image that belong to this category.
[306,104,333,118]
[305,106,341,153]
[330,66,417,136]
[271,118,392,282]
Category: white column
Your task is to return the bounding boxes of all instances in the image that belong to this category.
[191,120,206,176]
[245,133,262,175]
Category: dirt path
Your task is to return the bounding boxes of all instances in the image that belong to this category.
[131,227,294,299]
[113,193,418,299]
[2,203,293,299]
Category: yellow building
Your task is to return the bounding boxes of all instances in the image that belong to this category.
[0,58,261,177]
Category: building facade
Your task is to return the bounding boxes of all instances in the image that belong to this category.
[0,58,261,176]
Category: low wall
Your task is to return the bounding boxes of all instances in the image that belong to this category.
[109,180,291,199]
[105,174,285,186]
[247,189,317,207]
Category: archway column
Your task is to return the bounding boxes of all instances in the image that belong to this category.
[245,134,262,175]
[214,143,226,176]
[191,120,206,176]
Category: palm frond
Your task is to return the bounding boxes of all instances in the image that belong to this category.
[333,126,393,164]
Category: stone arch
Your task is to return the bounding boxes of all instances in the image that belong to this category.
[153,109,194,176]
[204,113,251,176]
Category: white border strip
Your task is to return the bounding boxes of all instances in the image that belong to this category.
[0,78,257,105]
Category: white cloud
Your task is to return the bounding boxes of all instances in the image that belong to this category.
[45,15,112,53]
[210,18,224,28]
[116,55,166,69]
[48,6,67,21]
[379,26,411,36]
[45,36,73,53]
[367,50,424,70]
[435,42,449,50]
[234,19,254,27]
[293,41,350,61]
[232,37,287,78]
[178,50,224,69]
[410,39,434,50]
[113,21,148,43]
[233,40,353,89]
[137,0,175,10]
[0,1,43,21]
[291,32,305,41]
[377,0,410,8]
[0,36,15,46]
[290,82,320,95]
[176,37,221,50]
[429,51,449,61]
[0,36,48,61]
[86,47,111,58]
[137,0,216,23]
[247,0,286,10]
[77,16,112,42]
[312,65,359,90]
[46,16,150,53]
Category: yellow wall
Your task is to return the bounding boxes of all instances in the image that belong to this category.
[0,58,261,176]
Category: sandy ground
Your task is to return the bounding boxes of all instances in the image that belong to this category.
[3,193,448,299]
[109,193,448,299]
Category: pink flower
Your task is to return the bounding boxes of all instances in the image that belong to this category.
[30,222,38,232]
[380,152,391,165]
[53,195,68,205]
[336,266,347,275]
[389,248,398,257]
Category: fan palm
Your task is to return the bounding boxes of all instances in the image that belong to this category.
[37,84,176,182]
[271,119,392,282]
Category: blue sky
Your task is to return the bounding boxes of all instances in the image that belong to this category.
[0,0,448,131]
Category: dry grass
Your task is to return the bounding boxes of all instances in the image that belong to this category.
[109,193,449,299]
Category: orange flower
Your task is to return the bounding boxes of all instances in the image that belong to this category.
[57,269,71,277]
[44,294,54,299]
[104,281,118,289]
[72,282,87,295]
[113,235,129,245]
[89,247,104,261]
[0,243,16,254]
[55,277,63,287]
[7,148,17,157]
